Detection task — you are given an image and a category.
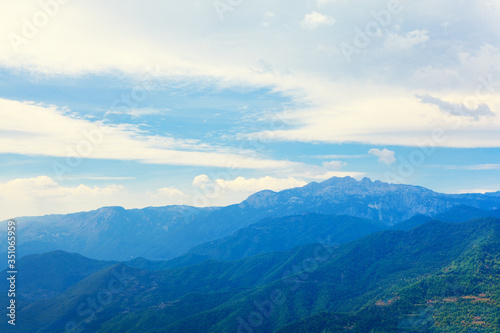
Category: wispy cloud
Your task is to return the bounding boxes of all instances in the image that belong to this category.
[457,188,499,194]
[301,11,336,29]
[441,164,500,170]
[85,176,136,181]
[0,176,125,219]
[416,94,495,120]
[384,30,429,50]
[322,160,346,170]
[0,98,295,170]
[309,154,368,159]
[105,108,170,118]
[1,1,500,149]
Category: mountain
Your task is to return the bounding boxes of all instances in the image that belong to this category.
[2,177,500,262]
[238,177,500,224]
[392,205,500,231]
[391,214,433,231]
[127,213,385,271]
[434,204,500,223]
[0,251,115,309]
[6,217,500,333]
[0,205,216,262]
[185,213,385,261]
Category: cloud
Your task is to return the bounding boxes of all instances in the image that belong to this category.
[281,170,365,181]
[216,176,307,193]
[245,84,500,148]
[369,148,396,165]
[322,160,346,170]
[105,108,170,118]
[457,188,500,194]
[301,11,336,29]
[0,1,499,150]
[310,154,367,159]
[442,164,500,170]
[85,176,136,180]
[0,175,193,220]
[153,186,186,198]
[0,176,123,199]
[0,176,126,219]
[193,174,211,189]
[416,94,495,120]
[192,175,307,194]
[384,30,429,50]
[0,98,295,170]
[316,0,341,6]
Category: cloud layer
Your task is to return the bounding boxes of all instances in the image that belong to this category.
[0,0,499,149]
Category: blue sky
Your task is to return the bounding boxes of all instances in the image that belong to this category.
[1,0,500,220]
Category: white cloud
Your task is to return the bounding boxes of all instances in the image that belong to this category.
[322,160,346,170]
[384,30,429,50]
[301,11,336,29]
[316,0,341,6]
[245,84,500,148]
[416,94,495,120]
[311,154,367,159]
[0,176,123,199]
[153,186,186,198]
[0,98,295,170]
[193,174,211,189]
[192,175,307,195]
[85,176,136,181]
[457,188,500,194]
[0,176,194,220]
[105,108,170,118]
[0,1,498,150]
[369,148,396,165]
[0,176,125,219]
[215,176,307,193]
[443,164,500,170]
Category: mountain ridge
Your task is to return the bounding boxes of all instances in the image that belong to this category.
[2,176,500,262]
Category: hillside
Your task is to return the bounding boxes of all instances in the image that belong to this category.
[0,251,115,309]
[4,217,499,333]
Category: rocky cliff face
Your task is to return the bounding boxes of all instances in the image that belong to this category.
[241,177,500,225]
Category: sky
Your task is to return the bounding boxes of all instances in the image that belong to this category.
[1,0,500,220]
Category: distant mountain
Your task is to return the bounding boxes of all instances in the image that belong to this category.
[0,205,216,262]
[391,214,433,231]
[434,204,500,222]
[2,177,500,262]
[7,217,499,332]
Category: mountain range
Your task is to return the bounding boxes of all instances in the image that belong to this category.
[2,176,500,332]
[2,216,499,332]
[2,176,500,262]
